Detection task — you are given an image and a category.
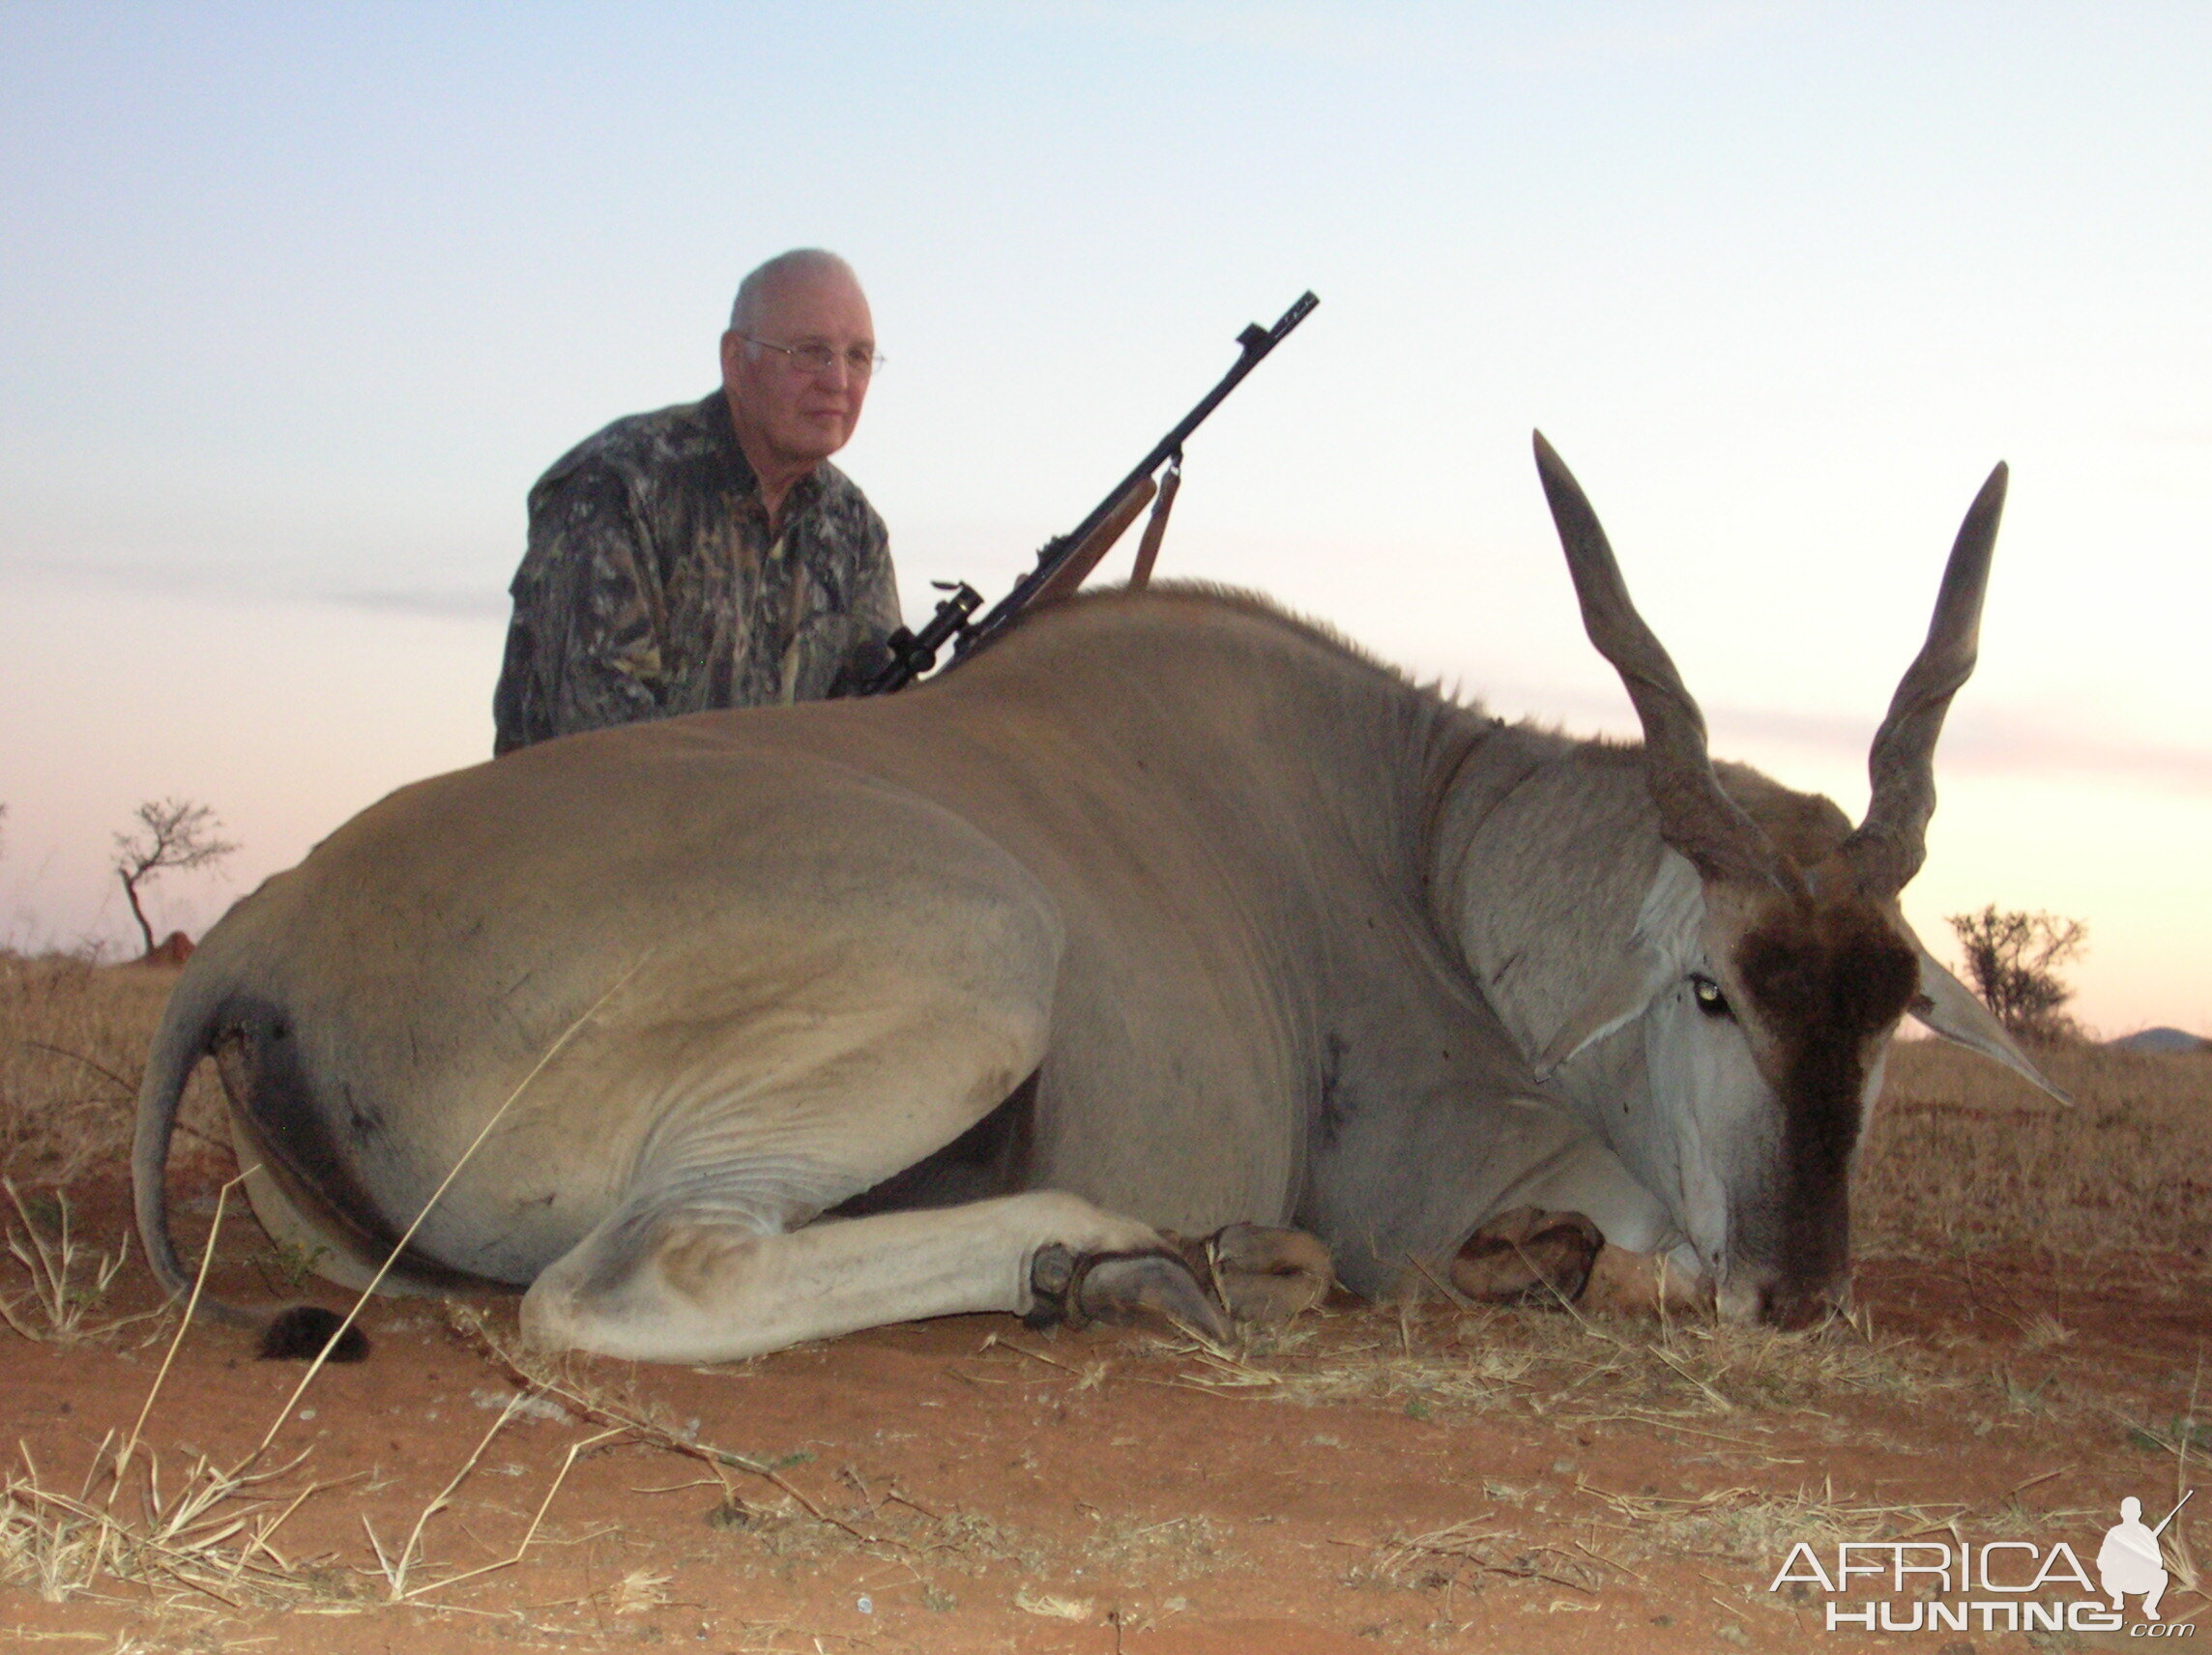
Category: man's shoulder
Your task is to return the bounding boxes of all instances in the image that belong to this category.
[805,460,888,542]
[531,391,740,503]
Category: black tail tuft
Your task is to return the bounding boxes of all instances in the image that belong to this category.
[257,1305,371,1363]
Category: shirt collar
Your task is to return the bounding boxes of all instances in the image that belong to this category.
[703,388,827,513]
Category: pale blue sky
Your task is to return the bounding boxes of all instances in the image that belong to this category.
[2,3,2207,1031]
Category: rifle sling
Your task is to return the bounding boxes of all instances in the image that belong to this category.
[1127,458,1182,592]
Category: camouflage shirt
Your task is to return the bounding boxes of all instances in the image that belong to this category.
[492,390,901,755]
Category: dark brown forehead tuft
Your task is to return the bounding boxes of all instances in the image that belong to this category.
[1728,900,1919,1304]
[1734,905,1919,1039]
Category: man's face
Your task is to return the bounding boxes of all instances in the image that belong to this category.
[720,269,875,477]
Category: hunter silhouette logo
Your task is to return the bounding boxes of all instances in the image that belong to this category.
[2101,1493,2191,1622]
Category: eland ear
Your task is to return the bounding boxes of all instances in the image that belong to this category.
[1908,943,2073,1106]
[1539,847,1708,1080]
[1537,942,1675,1079]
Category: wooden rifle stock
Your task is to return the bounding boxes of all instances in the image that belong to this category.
[1030,475,1157,608]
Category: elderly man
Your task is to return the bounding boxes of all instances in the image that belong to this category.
[493,249,901,754]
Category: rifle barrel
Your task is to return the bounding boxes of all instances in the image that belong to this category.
[2154,1489,2195,1536]
[950,289,1318,663]
[856,289,1317,696]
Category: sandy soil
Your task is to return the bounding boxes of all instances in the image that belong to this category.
[5,1170,2209,1654]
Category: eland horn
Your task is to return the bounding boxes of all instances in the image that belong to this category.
[1532,431,1779,888]
[1840,463,2008,897]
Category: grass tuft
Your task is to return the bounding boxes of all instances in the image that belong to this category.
[1,1178,143,1343]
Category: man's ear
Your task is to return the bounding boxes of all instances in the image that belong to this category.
[1908,943,2072,1106]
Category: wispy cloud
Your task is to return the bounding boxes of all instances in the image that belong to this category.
[320,589,507,620]
[1470,676,2212,798]
[2,557,505,623]
[1703,702,2212,797]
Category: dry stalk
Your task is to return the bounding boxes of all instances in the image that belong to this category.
[2172,1359,2205,1594]
[1,1178,145,1342]
[114,1167,252,1488]
[364,1391,526,1599]
[5,1441,320,1607]
[453,1305,899,1553]
[344,1371,617,1606]
[0,1169,342,1607]
[1366,1517,1604,1596]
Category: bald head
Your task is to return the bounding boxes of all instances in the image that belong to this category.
[729,248,863,334]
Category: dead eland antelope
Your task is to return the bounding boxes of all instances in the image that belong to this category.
[133,436,2062,1362]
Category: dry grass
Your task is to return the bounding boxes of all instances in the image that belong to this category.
[1351,1518,1605,1597]
[1858,1037,2212,1263]
[1579,1479,1963,1564]
[0,1182,627,1612]
[0,954,227,1183]
[459,1306,1244,1593]
[0,972,657,1613]
[2110,1359,2210,1596]
[1154,1292,1942,1432]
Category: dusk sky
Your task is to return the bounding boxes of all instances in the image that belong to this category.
[2,3,2206,1036]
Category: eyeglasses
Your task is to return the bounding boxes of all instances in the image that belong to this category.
[737,334,884,379]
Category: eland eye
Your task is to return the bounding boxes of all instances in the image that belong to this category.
[1691,973,1732,1019]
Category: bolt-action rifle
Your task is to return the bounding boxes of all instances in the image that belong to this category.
[858,290,1319,695]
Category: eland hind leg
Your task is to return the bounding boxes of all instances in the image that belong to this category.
[517,988,1224,1363]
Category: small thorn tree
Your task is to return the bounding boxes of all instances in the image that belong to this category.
[112,798,239,957]
[1945,905,2089,1041]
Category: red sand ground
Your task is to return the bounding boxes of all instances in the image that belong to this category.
[5,1170,2208,1654]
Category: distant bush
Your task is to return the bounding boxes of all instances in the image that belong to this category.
[1945,905,2089,1041]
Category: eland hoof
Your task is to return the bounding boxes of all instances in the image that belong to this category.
[1179,1223,1335,1325]
[1450,1207,1604,1307]
[1079,1252,1234,1342]
[1027,1245,1231,1343]
[1577,1244,1711,1319]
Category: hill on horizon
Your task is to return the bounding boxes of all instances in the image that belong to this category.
[2110,1026,2210,1055]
